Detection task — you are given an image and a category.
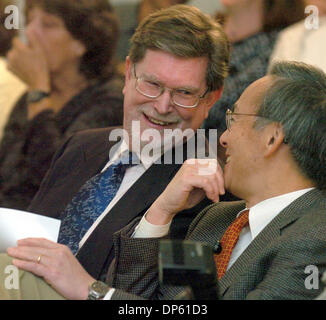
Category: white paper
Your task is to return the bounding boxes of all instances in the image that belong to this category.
[0,208,61,252]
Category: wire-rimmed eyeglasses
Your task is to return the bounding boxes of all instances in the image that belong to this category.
[225,108,260,131]
[133,64,208,109]
[225,108,289,143]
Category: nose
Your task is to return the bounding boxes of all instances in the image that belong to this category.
[219,129,229,148]
[153,89,174,114]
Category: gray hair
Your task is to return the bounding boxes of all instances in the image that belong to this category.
[129,4,230,92]
[255,61,326,190]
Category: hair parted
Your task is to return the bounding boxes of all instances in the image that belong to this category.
[256,61,326,190]
[27,0,119,80]
[129,4,230,92]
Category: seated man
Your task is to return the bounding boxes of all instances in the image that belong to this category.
[23,4,231,281]
[1,61,325,300]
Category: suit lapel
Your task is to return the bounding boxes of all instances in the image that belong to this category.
[219,188,325,296]
[190,202,245,247]
[76,160,181,279]
[31,129,119,218]
[81,132,120,181]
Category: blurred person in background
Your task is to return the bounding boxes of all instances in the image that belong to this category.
[138,0,188,22]
[114,0,188,73]
[0,0,124,210]
[269,0,326,72]
[0,0,26,141]
[203,0,305,161]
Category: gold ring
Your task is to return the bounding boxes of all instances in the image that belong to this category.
[37,255,42,264]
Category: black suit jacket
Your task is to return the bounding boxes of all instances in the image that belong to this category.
[29,127,219,279]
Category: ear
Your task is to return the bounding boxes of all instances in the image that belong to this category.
[125,56,132,80]
[203,86,224,118]
[123,56,132,95]
[263,123,286,158]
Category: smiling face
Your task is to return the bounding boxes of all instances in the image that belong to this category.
[123,49,220,152]
[26,7,85,73]
[219,76,272,199]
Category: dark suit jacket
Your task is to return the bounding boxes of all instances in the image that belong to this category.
[109,188,326,300]
[29,127,219,279]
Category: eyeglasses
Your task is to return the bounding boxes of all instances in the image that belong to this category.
[225,108,259,131]
[225,108,289,143]
[133,64,208,109]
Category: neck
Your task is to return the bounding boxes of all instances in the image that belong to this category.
[50,64,89,99]
[224,1,264,43]
[244,168,315,209]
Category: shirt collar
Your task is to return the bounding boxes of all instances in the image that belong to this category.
[109,128,196,170]
[241,188,315,240]
[105,139,162,171]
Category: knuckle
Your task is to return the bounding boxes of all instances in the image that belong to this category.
[184,158,196,166]
[55,247,67,259]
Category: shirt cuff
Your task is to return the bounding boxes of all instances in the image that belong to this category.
[103,288,115,300]
[132,212,171,238]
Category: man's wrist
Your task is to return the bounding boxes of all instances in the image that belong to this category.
[133,213,171,238]
[145,203,175,226]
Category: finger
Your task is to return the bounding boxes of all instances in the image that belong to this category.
[194,159,225,195]
[186,174,220,203]
[215,161,226,194]
[191,159,224,197]
[213,169,225,196]
[12,258,48,280]
[7,246,48,264]
[26,30,44,52]
[10,36,26,50]
[181,160,219,200]
[17,238,59,249]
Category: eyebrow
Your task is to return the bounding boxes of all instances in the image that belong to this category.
[145,74,200,93]
[141,72,200,93]
[141,72,161,83]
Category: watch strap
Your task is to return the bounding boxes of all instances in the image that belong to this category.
[26,90,50,104]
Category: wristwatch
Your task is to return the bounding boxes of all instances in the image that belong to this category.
[87,281,110,300]
[26,90,50,104]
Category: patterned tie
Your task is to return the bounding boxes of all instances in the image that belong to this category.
[58,151,136,254]
[214,209,250,279]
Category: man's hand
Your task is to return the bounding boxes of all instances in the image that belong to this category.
[7,238,95,300]
[146,158,225,225]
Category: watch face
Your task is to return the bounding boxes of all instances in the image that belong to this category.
[92,281,107,292]
[89,281,109,299]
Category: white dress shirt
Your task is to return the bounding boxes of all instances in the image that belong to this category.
[227,188,314,270]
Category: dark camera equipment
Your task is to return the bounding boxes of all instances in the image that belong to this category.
[159,239,218,300]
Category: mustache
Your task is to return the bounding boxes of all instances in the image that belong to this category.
[140,105,180,123]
